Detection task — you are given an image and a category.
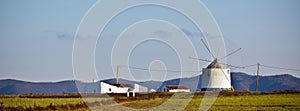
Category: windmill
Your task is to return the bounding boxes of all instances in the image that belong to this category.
[190,39,242,91]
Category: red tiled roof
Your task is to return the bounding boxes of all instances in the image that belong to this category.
[111,84,131,88]
[165,85,189,90]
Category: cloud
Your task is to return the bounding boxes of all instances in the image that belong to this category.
[56,33,74,40]
[181,28,203,38]
[181,28,222,39]
[55,32,96,40]
[53,28,215,41]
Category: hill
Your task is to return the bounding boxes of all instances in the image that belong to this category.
[0,72,299,94]
[231,72,300,91]
[0,79,79,94]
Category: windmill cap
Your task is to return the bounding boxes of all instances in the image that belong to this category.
[206,59,225,69]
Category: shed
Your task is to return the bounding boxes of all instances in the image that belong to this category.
[163,85,190,92]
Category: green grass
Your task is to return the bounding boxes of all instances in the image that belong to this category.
[0,96,113,111]
[0,97,112,107]
[186,93,300,111]
[121,93,300,111]
[1,98,82,107]
[0,93,299,111]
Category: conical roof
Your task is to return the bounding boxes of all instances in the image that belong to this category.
[206,58,224,69]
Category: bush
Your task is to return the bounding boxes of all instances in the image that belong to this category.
[0,102,4,110]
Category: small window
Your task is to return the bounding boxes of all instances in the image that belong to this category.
[227,70,230,74]
[109,88,111,91]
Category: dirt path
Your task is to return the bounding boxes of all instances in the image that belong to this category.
[105,101,130,107]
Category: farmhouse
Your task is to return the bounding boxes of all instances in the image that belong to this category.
[100,82,148,93]
[162,85,190,92]
[100,82,132,93]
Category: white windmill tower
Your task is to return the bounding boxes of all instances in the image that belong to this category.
[190,39,242,91]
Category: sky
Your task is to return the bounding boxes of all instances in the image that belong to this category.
[0,0,300,82]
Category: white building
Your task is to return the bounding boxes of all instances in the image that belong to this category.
[201,59,231,91]
[100,82,149,94]
[149,89,157,92]
[133,84,148,92]
[163,85,190,92]
[100,82,131,93]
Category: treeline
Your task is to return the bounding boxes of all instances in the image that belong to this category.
[0,93,108,98]
[216,90,300,97]
[0,102,88,111]
[0,90,299,98]
[0,94,81,98]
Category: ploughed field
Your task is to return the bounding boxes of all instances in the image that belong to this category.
[0,91,299,111]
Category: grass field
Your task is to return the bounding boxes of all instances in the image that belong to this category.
[0,91,299,111]
[122,93,300,111]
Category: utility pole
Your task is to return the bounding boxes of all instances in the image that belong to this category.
[116,65,119,84]
[256,63,260,92]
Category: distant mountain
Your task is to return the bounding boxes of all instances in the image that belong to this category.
[0,73,299,94]
[0,79,79,94]
[231,72,300,91]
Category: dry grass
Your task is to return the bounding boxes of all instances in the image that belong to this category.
[0,91,299,111]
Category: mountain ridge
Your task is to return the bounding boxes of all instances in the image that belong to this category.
[0,72,299,94]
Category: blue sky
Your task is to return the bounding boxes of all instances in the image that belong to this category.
[0,0,299,82]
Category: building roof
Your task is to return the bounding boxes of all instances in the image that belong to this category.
[206,58,225,69]
[110,84,131,88]
[165,85,189,90]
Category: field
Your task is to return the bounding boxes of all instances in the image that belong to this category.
[0,91,299,111]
